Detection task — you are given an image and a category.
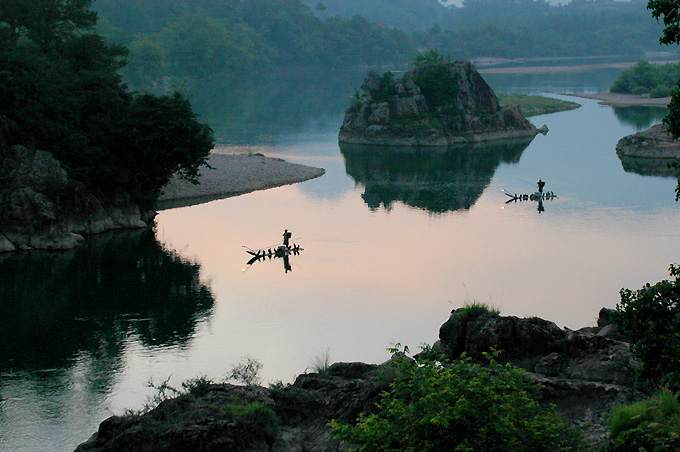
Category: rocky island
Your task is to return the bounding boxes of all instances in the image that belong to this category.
[615,123,680,177]
[339,58,542,146]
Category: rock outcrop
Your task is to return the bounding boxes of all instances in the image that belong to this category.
[76,309,642,452]
[437,307,638,445]
[615,123,680,177]
[339,61,539,146]
[0,145,153,252]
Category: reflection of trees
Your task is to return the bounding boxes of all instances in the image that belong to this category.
[340,138,533,213]
[612,106,667,130]
[189,70,369,143]
[617,154,680,178]
[0,229,214,370]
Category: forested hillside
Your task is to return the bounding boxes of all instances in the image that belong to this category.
[92,0,668,95]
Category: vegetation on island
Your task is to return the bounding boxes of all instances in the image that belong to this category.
[0,0,214,214]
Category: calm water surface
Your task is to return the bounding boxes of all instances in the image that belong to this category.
[1,69,679,451]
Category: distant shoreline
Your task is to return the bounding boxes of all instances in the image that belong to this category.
[477,60,679,75]
[561,92,670,107]
[156,153,325,210]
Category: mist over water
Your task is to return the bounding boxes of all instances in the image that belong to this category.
[3,68,680,451]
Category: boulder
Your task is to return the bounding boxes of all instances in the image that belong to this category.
[339,60,537,146]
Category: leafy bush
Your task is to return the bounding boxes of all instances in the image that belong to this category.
[330,345,583,452]
[604,391,680,452]
[616,264,680,389]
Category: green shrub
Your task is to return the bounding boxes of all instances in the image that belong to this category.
[651,85,672,98]
[616,264,680,389]
[226,402,279,443]
[605,391,680,452]
[330,345,583,452]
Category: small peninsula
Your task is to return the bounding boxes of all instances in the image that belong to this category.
[339,55,541,146]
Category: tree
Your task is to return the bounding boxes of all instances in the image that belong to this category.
[0,0,97,51]
[118,92,214,207]
[331,345,584,452]
[616,264,680,391]
[646,0,680,200]
[0,0,213,211]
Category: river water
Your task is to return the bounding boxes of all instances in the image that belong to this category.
[1,68,679,451]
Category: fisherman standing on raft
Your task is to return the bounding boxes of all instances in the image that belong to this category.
[283,229,292,247]
[537,179,546,194]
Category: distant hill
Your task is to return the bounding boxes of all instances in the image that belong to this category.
[299,0,449,31]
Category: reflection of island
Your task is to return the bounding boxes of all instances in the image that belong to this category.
[612,106,666,131]
[340,138,533,213]
[0,229,214,370]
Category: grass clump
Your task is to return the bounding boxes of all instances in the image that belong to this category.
[310,346,333,374]
[605,391,680,451]
[454,300,500,323]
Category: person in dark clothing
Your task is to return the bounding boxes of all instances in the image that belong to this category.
[537,179,545,193]
[283,229,292,247]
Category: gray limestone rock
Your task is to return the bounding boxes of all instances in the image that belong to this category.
[340,60,537,146]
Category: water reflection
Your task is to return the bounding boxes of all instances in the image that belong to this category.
[612,106,666,130]
[503,192,559,214]
[340,138,533,213]
[617,154,680,179]
[0,229,214,371]
[189,71,368,144]
[243,246,303,274]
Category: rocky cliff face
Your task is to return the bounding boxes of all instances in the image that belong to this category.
[0,145,153,252]
[76,309,641,451]
[339,61,538,146]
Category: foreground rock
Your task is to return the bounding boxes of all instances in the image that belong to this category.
[615,123,680,177]
[76,309,641,451]
[0,146,153,253]
[339,60,540,146]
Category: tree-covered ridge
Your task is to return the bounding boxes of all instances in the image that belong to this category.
[0,0,214,213]
[610,60,680,97]
[90,0,667,93]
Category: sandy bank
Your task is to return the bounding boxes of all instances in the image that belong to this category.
[477,60,678,75]
[562,92,671,107]
[156,153,325,210]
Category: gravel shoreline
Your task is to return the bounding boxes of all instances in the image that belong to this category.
[155,153,325,210]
